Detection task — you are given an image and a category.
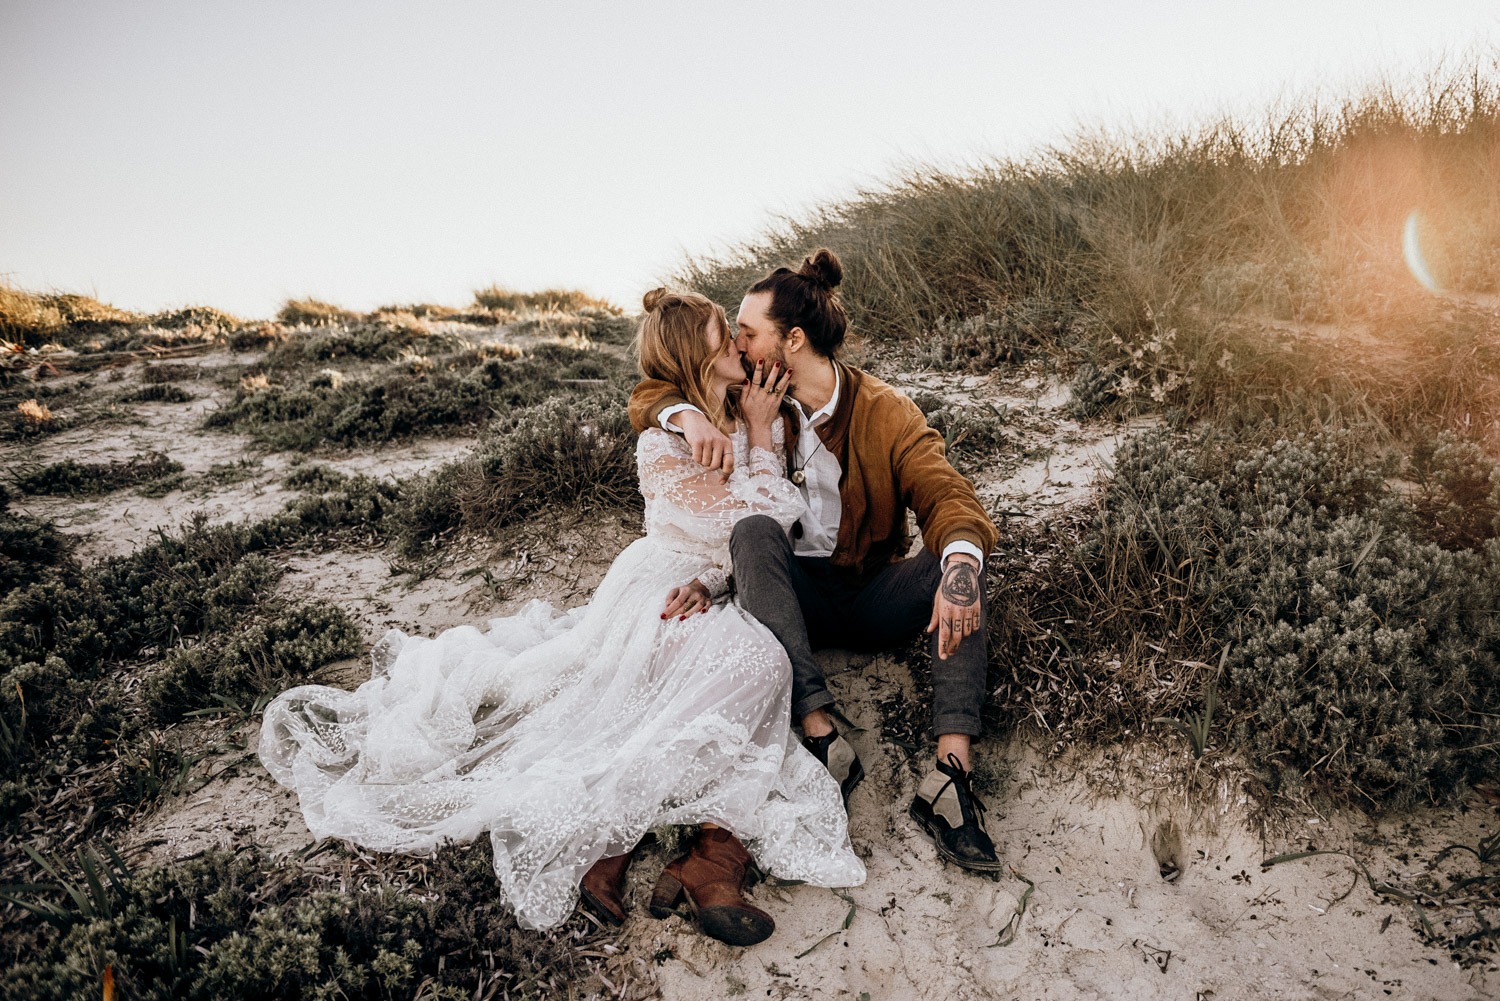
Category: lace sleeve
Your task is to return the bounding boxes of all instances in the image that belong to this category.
[741,416,788,480]
[697,566,730,598]
[638,428,806,563]
[639,429,804,526]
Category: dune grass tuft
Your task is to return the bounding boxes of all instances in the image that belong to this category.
[472,285,619,315]
[276,298,361,327]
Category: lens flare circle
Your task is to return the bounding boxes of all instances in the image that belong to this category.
[1403,210,1442,294]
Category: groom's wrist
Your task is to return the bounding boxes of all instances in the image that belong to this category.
[940,539,984,572]
[659,403,704,434]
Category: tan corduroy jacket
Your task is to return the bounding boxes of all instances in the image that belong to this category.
[628,362,997,577]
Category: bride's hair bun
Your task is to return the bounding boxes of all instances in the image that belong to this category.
[797,248,842,290]
[642,287,671,312]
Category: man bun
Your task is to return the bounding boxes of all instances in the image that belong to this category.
[748,247,849,358]
[797,248,843,289]
[642,287,670,312]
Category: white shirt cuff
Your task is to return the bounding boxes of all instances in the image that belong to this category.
[659,403,704,433]
[941,541,985,569]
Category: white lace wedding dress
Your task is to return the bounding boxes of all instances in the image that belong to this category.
[260,421,865,930]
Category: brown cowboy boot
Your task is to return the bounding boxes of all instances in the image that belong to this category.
[578,845,639,925]
[648,827,774,946]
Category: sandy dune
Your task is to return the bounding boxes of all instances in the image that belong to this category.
[8,353,1496,1000]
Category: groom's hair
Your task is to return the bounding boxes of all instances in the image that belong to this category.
[748,248,848,358]
[636,287,734,431]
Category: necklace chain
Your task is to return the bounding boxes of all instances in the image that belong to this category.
[790,428,825,485]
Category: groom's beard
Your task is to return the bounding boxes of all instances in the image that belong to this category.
[740,345,788,382]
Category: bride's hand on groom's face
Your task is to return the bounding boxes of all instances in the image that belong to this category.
[740,359,791,431]
[662,580,712,620]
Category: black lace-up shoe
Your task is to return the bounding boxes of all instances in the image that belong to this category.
[802,729,865,809]
[908,753,1003,873]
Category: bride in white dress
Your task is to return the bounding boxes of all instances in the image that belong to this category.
[259,287,865,945]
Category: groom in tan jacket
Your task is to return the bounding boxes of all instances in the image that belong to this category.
[629,249,1003,874]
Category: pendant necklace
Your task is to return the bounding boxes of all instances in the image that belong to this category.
[790,433,825,486]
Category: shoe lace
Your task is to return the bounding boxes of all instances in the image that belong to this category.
[936,753,988,829]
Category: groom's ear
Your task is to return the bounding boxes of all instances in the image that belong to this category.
[785,327,807,354]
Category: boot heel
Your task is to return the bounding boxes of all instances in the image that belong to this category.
[648,871,685,918]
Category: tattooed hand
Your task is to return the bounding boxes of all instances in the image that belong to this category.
[926,554,982,660]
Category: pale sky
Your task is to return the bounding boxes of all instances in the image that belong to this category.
[1,1,1496,319]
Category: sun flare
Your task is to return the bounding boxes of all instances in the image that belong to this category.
[1403,210,1442,294]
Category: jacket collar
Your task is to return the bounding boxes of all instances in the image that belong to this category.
[818,360,861,459]
[779,359,861,474]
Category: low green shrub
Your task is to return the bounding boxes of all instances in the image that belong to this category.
[462,353,559,401]
[139,363,195,384]
[279,474,401,544]
[0,537,283,689]
[262,317,469,369]
[142,602,360,722]
[198,459,261,488]
[904,301,1073,373]
[209,342,629,450]
[118,384,194,404]
[7,398,64,439]
[0,473,400,847]
[1407,431,1500,550]
[147,305,242,330]
[457,391,637,523]
[14,452,184,497]
[389,462,466,554]
[989,426,1500,809]
[525,340,634,385]
[910,395,1012,465]
[225,323,286,352]
[0,491,67,594]
[393,393,637,554]
[0,472,400,689]
[204,370,497,449]
[280,464,349,492]
[2,843,620,1001]
[136,474,188,498]
[1066,361,1120,419]
[579,306,638,345]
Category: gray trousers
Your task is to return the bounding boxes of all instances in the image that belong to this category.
[729,515,989,738]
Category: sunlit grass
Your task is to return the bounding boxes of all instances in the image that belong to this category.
[683,60,1500,437]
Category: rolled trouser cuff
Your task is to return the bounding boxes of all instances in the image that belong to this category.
[793,690,837,723]
[932,712,982,739]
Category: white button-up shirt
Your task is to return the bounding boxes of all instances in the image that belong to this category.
[784,365,846,558]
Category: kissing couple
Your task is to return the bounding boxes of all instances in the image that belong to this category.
[260,248,999,947]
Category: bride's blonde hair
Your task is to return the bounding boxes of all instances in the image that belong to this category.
[635,288,735,432]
